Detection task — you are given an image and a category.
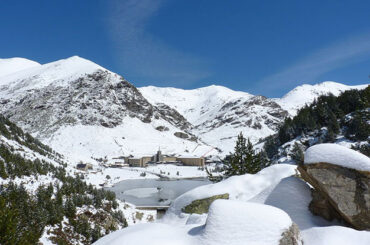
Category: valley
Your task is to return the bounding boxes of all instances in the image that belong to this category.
[0,56,369,245]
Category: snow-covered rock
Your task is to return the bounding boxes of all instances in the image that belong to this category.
[93,223,197,245]
[168,164,297,215]
[94,199,303,245]
[304,143,370,172]
[95,163,370,244]
[300,145,370,230]
[200,200,301,245]
[250,176,335,230]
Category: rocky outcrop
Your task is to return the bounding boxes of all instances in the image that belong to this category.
[174,132,189,139]
[298,162,370,230]
[0,69,193,138]
[182,193,229,214]
[309,188,343,221]
[279,223,302,245]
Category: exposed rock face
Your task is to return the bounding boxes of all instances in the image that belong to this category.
[174,131,189,139]
[309,188,343,221]
[298,163,370,230]
[182,193,229,214]
[194,95,288,136]
[279,223,302,245]
[0,70,193,139]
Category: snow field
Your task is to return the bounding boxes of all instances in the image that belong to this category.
[96,164,370,244]
[45,117,216,164]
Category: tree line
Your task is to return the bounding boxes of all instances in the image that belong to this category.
[0,114,127,244]
[208,86,369,181]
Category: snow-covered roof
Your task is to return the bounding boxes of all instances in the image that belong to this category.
[177,155,202,159]
[304,143,370,172]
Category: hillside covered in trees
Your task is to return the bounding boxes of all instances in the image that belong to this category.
[0,115,128,244]
[263,85,370,163]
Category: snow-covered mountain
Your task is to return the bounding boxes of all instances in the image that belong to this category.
[140,86,288,153]
[0,56,367,162]
[0,57,40,78]
[139,81,367,153]
[0,56,213,163]
[274,81,368,115]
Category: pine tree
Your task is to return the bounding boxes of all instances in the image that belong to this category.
[222,132,268,178]
[291,142,304,164]
[205,167,223,183]
[0,160,7,179]
[64,198,76,219]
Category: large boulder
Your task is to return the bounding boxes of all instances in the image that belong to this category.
[201,200,303,245]
[279,223,301,245]
[299,144,370,230]
[182,193,229,214]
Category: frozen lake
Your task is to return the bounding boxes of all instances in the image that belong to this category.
[109,178,210,206]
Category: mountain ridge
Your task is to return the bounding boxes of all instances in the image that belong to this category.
[0,56,368,162]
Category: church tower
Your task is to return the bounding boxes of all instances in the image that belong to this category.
[155,147,163,162]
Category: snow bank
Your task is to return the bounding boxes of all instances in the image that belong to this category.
[93,223,196,245]
[250,176,335,230]
[168,164,297,215]
[304,143,370,171]
[302,226,370,245]
[201,200,293,245]
[95,163,370,245]
[94,200,296,245]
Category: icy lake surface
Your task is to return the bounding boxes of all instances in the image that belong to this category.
[109,178,210,206]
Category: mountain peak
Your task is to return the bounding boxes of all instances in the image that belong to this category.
[47,55,105,72]
[0,56,109,93]
[276,81,369,115]
[0,57,41,78]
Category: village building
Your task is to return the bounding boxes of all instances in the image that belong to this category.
[177,156,205,167]
[76,163,93,171]
[124,149,205,167]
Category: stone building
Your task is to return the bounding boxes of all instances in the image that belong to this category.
[177,157,205,167]
[76,163,93,171]
[124,149,205,168]
[153,148,164,162]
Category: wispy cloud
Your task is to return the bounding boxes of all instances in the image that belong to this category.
[107,0,210,86]
[258,32,370,92]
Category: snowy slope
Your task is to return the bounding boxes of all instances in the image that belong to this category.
[0,57,40,78]
[0,56,368,162]
[140,86,288,153]
[140,85,252,125]
[275,81,368,115]
[0,56,106,97]
[0,56,214,163]
[140,81,368,153]
[0,115,157,244]
[96,164,370,244]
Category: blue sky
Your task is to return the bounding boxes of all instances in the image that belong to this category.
[1,0,369,97]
